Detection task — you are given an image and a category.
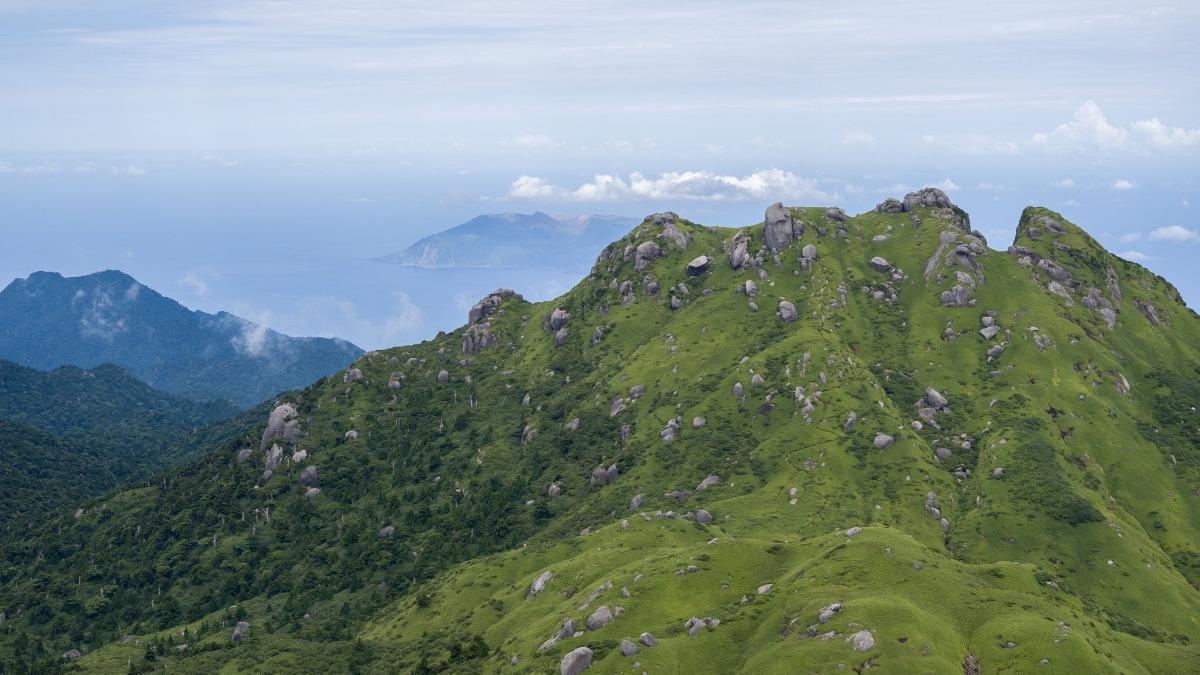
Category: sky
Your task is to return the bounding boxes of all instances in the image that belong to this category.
[1,0,1198,349]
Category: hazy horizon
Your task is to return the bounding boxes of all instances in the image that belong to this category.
[2,0,1197,349]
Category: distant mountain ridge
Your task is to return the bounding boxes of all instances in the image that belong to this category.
[377,212,639,269]
[0,270,364,406]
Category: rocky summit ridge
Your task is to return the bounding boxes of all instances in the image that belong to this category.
[3,187,1200,674]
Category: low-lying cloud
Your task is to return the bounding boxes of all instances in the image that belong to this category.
[510,169,830,202]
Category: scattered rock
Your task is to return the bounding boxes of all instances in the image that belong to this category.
[468,289,518,324]
[687,255,711,276]
[560,646,593,675]
[869,257,892,273]
[873,433,894,449]
[818,602,844,624]
[619,638,639,656]
[874,198,904,214]
[585,605,615,631]
[550,308,571,331]
[378,525,395,538]
[634,241,663,272]
[640,632,657,647]
[848,629,875,652]
[528,570,554,597]
[764,202,795,252]
[778,300,798,322]
[343,368,364,383]
[260,403,302,451]
[231,621,250,642]
[696,474,721,491]
[298,465,318,486]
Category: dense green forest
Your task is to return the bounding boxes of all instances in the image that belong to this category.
[0,360,261,541]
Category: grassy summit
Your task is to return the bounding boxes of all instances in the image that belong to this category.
[3,190,1199,673]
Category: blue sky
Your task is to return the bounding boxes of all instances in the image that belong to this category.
[1,0,1198,349]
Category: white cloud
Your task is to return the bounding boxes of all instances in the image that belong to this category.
[1033,101,1200,154]
[1110,179,1135,191]
[1146,225,1200,242]
[1053,178,1075,188]
[1032,100,1129,151]
[0,160,59,174]
[932,178,961,192]
[974,181,1013,191]
[842,130,876,147]
[1118,232,1143,243]
[179,272,209,296]
[1062,198,1079,207]
[921,133,1019,155]
[499,133,558,150]
[509,175,559,199]
[1117,250,1150,261]
[1133,118,1200,151]
[509,169,831,202]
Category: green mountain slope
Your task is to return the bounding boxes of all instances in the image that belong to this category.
[0,361,252,539]
[2,191,1199,674]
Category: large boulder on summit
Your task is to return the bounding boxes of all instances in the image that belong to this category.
[902,187,953,212]
[650,211,678,226]
[468,288,518,324]
[874,198,904,214]
[825,207,848,222]
[763,202,795,252]
[660,222,692,249]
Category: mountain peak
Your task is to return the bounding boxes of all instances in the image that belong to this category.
[0,270,363,406]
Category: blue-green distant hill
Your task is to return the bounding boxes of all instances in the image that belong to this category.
[0,270,362,407]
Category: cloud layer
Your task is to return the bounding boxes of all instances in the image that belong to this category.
[510,170,830,202]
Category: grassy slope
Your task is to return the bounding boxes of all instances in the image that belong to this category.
[34,204,1200,673]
